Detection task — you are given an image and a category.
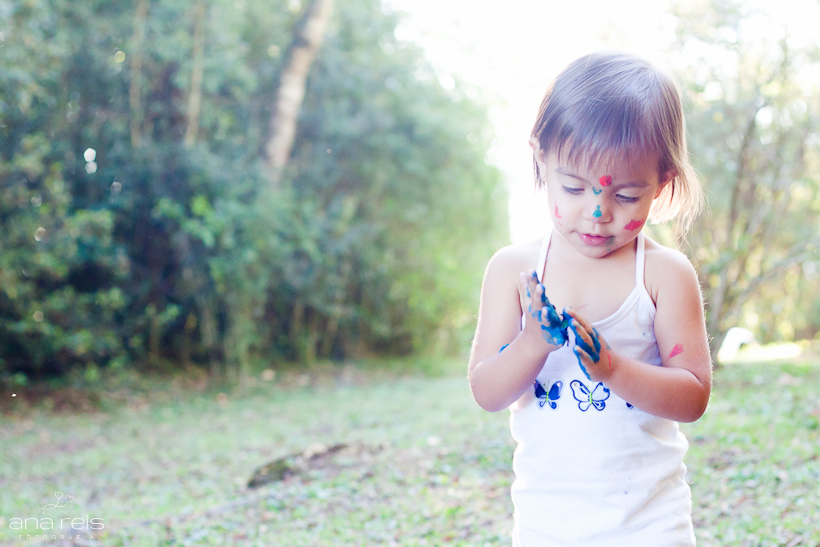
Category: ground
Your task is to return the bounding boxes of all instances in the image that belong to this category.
[1,345,818,546]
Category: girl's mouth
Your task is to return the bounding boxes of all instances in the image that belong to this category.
[578,233,612,246]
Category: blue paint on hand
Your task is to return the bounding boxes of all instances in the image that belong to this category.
[541,320,568,346]
[537,291,570,346]
[525,285,541,319]
[570,321,602,380]
[525,277,570,346]
[499,343,509,353]
[573,351,591,380]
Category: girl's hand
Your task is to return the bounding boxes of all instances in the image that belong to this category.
[519,270,569,347]
[566,308,612,382]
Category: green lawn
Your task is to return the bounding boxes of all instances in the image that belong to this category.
[1,350,818,546]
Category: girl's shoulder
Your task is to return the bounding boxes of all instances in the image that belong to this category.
[643,237,699,304]
[485,238,543,277]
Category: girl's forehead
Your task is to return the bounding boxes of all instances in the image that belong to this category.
[553,147,660,176]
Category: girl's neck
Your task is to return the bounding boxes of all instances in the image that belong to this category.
[543,229,641,323]
[549,229,638,267]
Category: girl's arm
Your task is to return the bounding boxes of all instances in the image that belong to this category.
[569,250,712,423]
[468,248,564,412]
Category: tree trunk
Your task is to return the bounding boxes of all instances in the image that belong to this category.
[225,295,254,387]
[290,299,305,360]
[199,300,220,379]
[185,0,206,148]
[129,0,149,149]
[148,305,161,362]
[265,0,334,187]
[305,310,321,365]
[320,257,351,358]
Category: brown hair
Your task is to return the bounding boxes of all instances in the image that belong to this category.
[531,52,703,235]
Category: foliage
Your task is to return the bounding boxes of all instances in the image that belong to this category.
[669,0,820,357]
[0,1,129,378]
[1,350,818,545]
[285,4,507,358]
[0,0,506,380]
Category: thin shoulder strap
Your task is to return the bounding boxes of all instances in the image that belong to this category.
[635,232,646,285]
[535,226,552,284]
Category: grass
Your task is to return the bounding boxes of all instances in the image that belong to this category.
[1,348,819,547]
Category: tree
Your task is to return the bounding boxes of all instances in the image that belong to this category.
[130,0,149,149]
[669,0,820,359]
[184,0,207,148]
[265,0,335,187]
[0,0,128,378]
[0,0,507,381]
[274,0,508,360]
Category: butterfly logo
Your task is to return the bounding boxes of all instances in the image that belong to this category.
[570,380,610,412]
[533,380,563,410]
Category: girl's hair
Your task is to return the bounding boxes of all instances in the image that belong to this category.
[531,51,703,235]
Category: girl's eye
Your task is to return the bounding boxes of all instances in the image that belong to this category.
[616,194,640,203]
[562,186,584,196]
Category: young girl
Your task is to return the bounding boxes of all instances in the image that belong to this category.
[468,52,712,546]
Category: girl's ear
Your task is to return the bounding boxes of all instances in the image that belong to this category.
[529,137,548,170]
[528,137,545,160]
[655,169,676,198]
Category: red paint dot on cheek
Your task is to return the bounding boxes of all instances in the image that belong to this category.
[599,175,612,187]
[554,205,562,219]
[624,219,645,231]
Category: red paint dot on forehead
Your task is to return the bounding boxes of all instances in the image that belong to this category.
[599,175,612,187]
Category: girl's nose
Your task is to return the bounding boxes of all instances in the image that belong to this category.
[590,203,609,223]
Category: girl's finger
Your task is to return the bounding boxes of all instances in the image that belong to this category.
[519,273,531,298]
[574,345,590,362]
[521,271,538,293]
[520,272,539,319]
[535,283,545,304]
[566,308,594,332]
[571,320,602,362]
[570,319,592,345]
[573,347,593,380]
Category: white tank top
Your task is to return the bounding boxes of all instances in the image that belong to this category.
[510,229,695,546]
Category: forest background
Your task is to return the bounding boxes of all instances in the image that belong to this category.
[1,0,819,389]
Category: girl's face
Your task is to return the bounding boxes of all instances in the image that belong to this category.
[536,147,672,259]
